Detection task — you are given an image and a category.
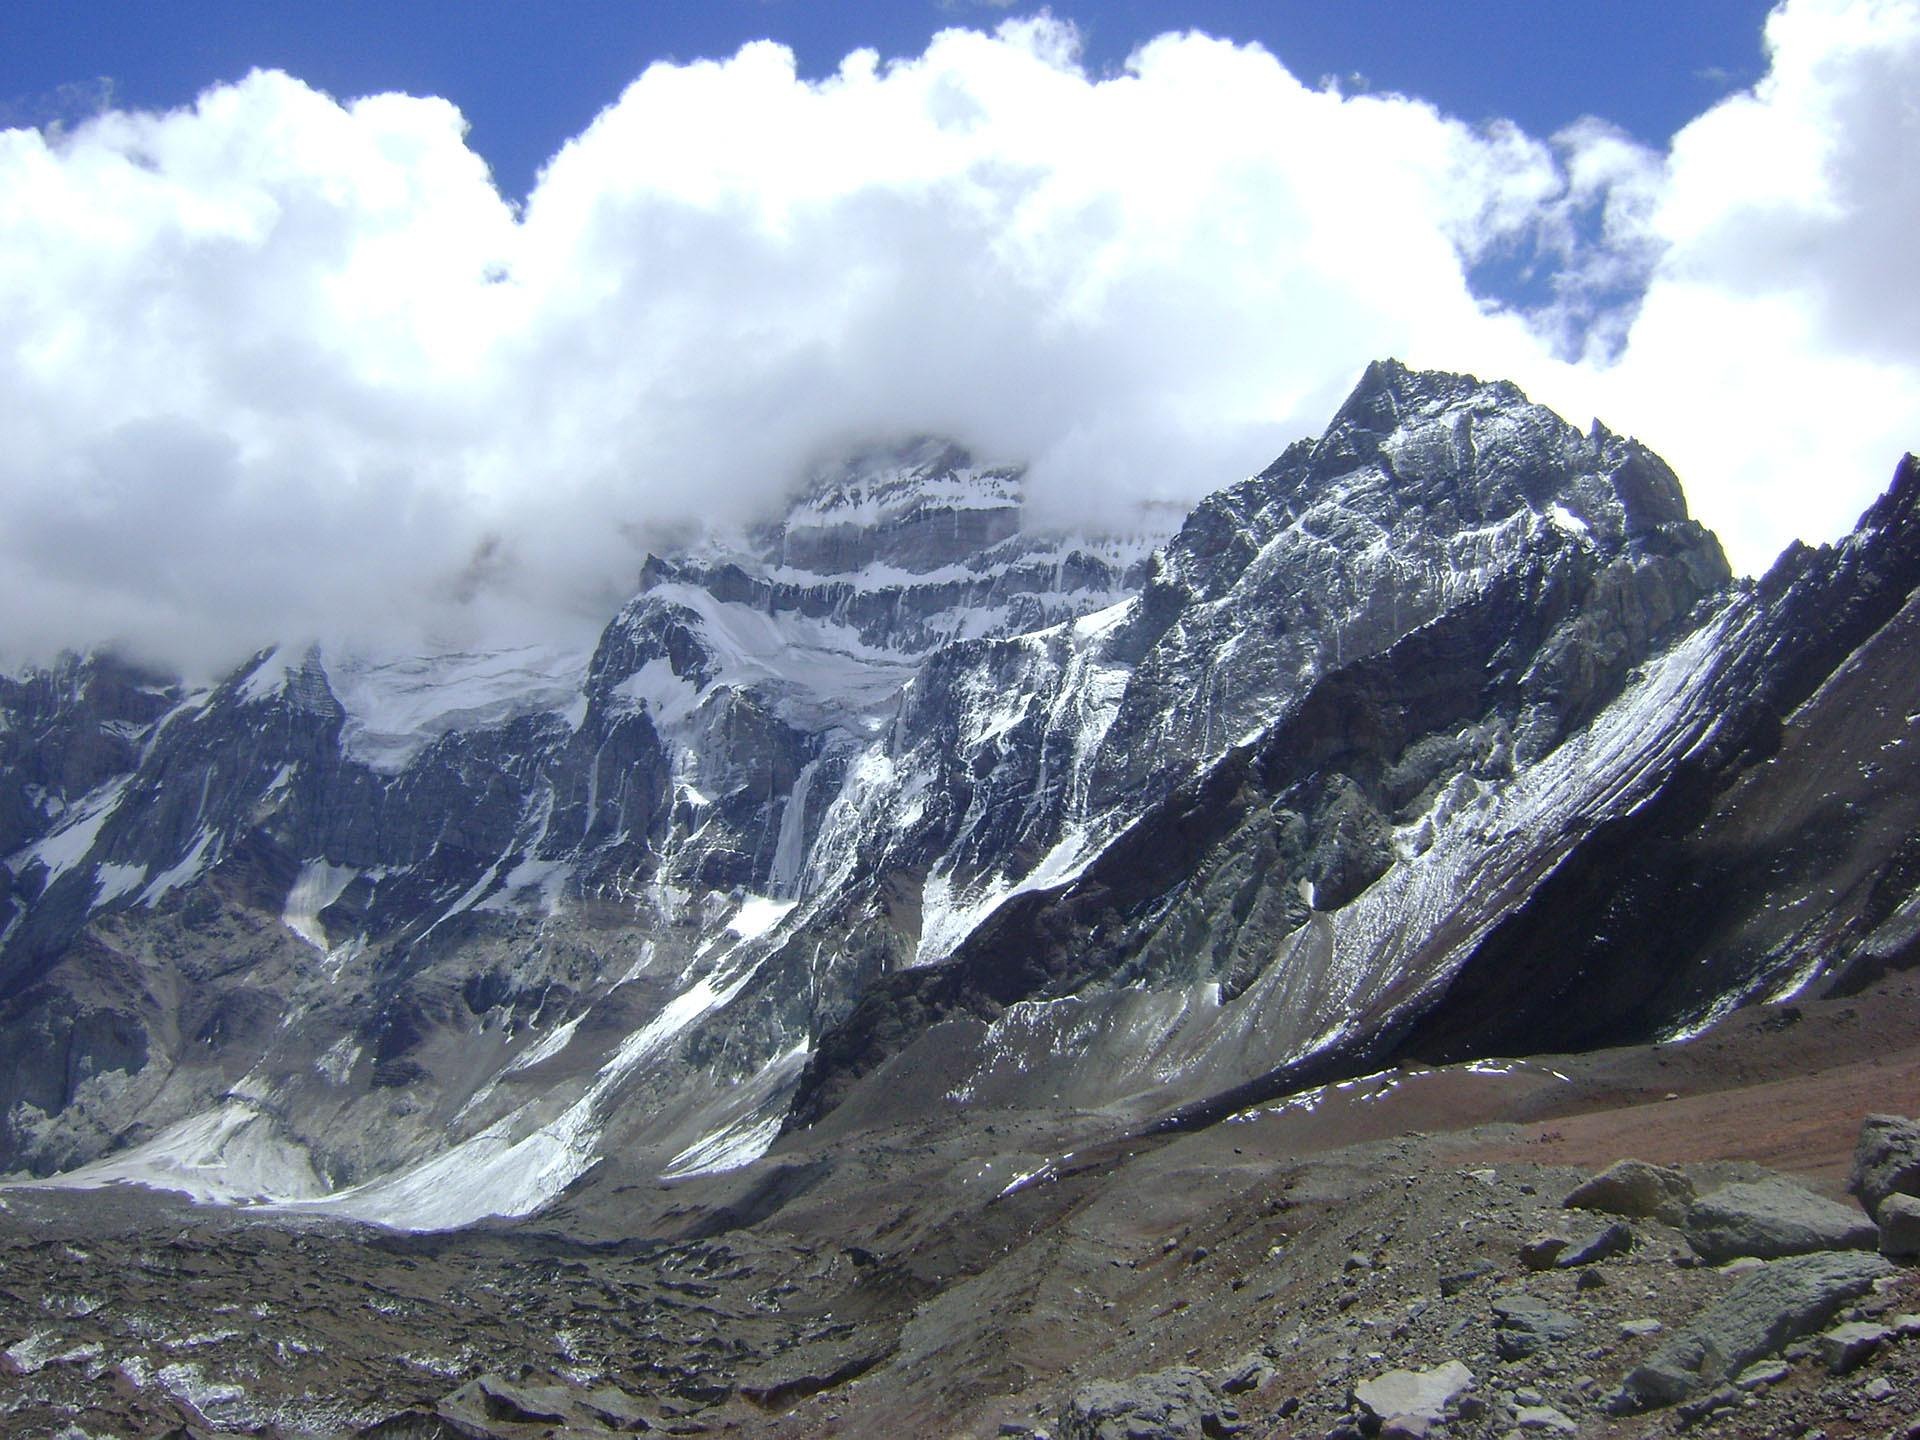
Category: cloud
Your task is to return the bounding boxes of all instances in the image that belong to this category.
[0,2,1915,674]
[1575,0,1920,572]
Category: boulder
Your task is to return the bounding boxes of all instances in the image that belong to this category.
[1816,1320,1890,1375]
[1683,1177,1876,1262]
[1849,1113,1920,1221]
[1878,1192,1920,1256]
[1609,1250,1894,1411]
[1563,1159,1694,1226]
[1351,1360,1474,1425]
[1556,1220,1634,1268]
[1519,1235,1569,1271]
[1058,1366,1241,1440]
[1514,1404,1577,1433]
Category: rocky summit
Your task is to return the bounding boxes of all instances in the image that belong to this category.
[2,361,1920,1438]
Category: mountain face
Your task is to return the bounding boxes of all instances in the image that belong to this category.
[1,362,1914,1237]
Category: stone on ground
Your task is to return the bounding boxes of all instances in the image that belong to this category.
[1683,1176,1876,1262]
[1563,1159,1695,1226]
[1058,1366,1241,1440]
[1876,1190,1920,1256]
[1351,1359,1474,1424]
[1849,1113,1920,1221]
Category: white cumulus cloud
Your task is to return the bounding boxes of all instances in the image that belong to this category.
[0,2,1915,675]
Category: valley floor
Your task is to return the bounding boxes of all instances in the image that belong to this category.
[5,970,1920,1439]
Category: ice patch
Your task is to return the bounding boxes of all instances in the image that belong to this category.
[236,647,296,705]
[1546,503,1590,537]
[138,829,217,906]
[93,861,148,907]
[17,776,128,885]
[327,642,592,773]
[662,1110,786,1180]
[23,1099,329,1205]
[505,1015,581,1074]
[727,895,796,940]
[282,860,357,950]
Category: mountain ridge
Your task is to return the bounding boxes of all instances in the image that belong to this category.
[0,362,1913,1262]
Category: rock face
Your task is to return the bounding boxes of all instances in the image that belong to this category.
[2,362,1919,1236]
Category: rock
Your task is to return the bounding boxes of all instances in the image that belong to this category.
[1816,1320,1890,1374]
[1877,1191,1920,1256]
[1216,1352,1272,1395]
[1732,1359,1789,1390]
[1610,1250,1894,1411]
[1619,1318,1663,1339]
[1058,1366,1241,1440]
[1438,1263,1494,1297]
[445,1375,571,1426]
[1684,1177,1877,1262]
[1491,1296,1579,1360]
[1555,1220,1634,1268]
[1519,1235,1569,1271]
[1514,1404,1578,1432]
[1563,1159,1695,1226]
[1351,1360,1474,1425]
[1849,1113,1920,1220]
[1378,1417,1432,1440]
[1863,1374,1896,1403]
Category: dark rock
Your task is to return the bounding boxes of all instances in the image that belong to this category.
[1519,1235,1569,1271]
[1439,1263,1495,1297]
[1555,1220,1634,1268]
[1492,1296,1579,1360]
[1610,1250,1894,1411]
[1216,1353,1272,1395]
[1562,1160,1695,1226]
[1851,1113,1920,1221]
[1684,1178,1877,1262]
[1877,1192,1920,1255]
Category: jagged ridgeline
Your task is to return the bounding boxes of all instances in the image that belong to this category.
[3,361,1918,1229]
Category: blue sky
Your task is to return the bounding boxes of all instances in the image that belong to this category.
[1,0,1916,673]
[4,1,1772,202]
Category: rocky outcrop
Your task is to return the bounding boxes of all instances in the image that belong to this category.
[1611,1251,1895,1411]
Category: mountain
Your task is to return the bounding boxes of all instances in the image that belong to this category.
[2,360,1916,1253]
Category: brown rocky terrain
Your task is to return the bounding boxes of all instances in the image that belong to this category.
[6,967,1920,1439]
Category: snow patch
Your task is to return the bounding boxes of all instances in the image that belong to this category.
[24,1100,329,1205]
[93,861,148,907]
[282,860,357,950]
[139,829,217,905]
[727,895,797,941]
[17,777,128,885]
